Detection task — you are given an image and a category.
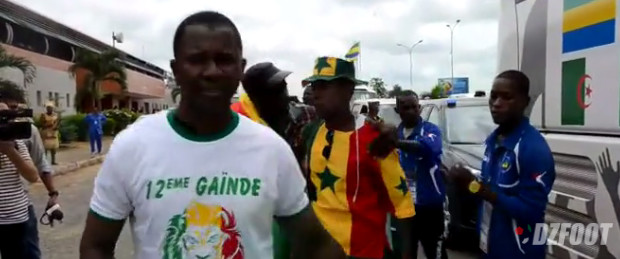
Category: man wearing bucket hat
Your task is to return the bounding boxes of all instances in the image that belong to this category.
[300,56,415,259]
[232,62,318,259]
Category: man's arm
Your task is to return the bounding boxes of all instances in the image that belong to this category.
[8,141,39,183]
[80,137,133,258]
[80,214,125,259]
[397,124,442,157]
[276,206,346,259]
[376,150,416,258]
[28,126,56,193]
[273,139,345,259]
[479,141,555,223]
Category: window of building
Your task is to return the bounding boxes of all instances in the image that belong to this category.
[11,23,46,54]
[0,18,9,44]
[47,92,53,103]
[47,37,74,62]
[36,91,42,106]
[54,92,60,107]
[66,93,71,107]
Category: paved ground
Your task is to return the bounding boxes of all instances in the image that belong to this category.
[30,165,134,259]
[52,138,113,169]
[27,164,479,259]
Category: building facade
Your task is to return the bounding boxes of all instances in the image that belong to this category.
[0,0,170,115]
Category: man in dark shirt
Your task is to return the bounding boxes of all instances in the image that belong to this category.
[232,62,317,162]
[231,62,317,259]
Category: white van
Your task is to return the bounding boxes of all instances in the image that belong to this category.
[500,1,620,258]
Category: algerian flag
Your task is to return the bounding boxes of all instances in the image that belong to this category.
[560,0,615,126]
[561,58,591,125]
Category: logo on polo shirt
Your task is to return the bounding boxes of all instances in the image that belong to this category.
[500,154,512,172]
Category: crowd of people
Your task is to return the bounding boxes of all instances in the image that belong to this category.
[0,10,556,259]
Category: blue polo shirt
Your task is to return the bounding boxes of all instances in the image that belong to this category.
[397,118,445,207]
[85,113,107,136]
[478,117,555,259]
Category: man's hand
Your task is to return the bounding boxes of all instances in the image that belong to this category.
[0,140,16,155]
[1,140,39,182]
[369,124,398,158]
[47,194,59,209]
[446,163,476,189]
[277,205,346,259]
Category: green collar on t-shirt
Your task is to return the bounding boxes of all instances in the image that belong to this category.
[166,109,239,142]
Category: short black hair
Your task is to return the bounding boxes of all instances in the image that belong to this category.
[396,90,418,108]
[0,81,26,103]
[496,70,530,97]
[172,11,243,57]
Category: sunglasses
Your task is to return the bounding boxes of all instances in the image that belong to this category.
[322,130,334,160]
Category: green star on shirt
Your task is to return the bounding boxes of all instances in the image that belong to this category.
[395,177,408,196]
[318,167,339,192]
[314,58,332,74]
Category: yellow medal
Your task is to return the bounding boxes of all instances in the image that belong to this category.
[469,180,481,194]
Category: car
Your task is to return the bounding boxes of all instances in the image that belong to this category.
[373,97,495,252]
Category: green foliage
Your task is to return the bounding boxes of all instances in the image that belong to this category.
[431,84,447,99]
[68,49,128,112]
[55,109,140,142]
[368,77,389,98]
[103,118,117,136]
[61,114,88,141]
[58,119,78,143]
[0,45,36,88]
[103,109,137,134]
[388,84,404,98]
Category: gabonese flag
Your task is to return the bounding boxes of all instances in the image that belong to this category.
[560,0,615,126]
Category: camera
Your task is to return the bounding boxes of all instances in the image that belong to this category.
[0,108,32,141]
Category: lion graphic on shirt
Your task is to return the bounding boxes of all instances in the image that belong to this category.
[162,201,244,259]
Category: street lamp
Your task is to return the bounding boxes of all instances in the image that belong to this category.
[397,39,423,88]
[446,19,460,88]
[112,32,124,48]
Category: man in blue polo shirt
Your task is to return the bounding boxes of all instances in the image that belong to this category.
[395,90,447,259]
[449,70,555,259]
[84,107,106,156]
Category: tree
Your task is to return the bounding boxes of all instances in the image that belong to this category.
[368,77,388,98]
[430,84,447,99]
[69,49,127,112]
[0,45,36,92]
[388,84,404,98]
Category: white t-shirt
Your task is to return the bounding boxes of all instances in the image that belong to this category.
[89,110,309,259]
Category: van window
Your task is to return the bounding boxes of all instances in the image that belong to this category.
[378,104,400,126]
[420,105,432,120]
[427,106,440,125]
[445,105,494,144]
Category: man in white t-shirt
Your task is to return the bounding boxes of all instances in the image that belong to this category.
[79,11,345,259]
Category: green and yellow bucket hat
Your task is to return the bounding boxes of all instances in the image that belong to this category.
[302,56,367,86]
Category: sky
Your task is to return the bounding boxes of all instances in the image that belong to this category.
[18,0,500,98]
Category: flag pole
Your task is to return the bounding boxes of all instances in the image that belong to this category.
[358,42,362,76]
